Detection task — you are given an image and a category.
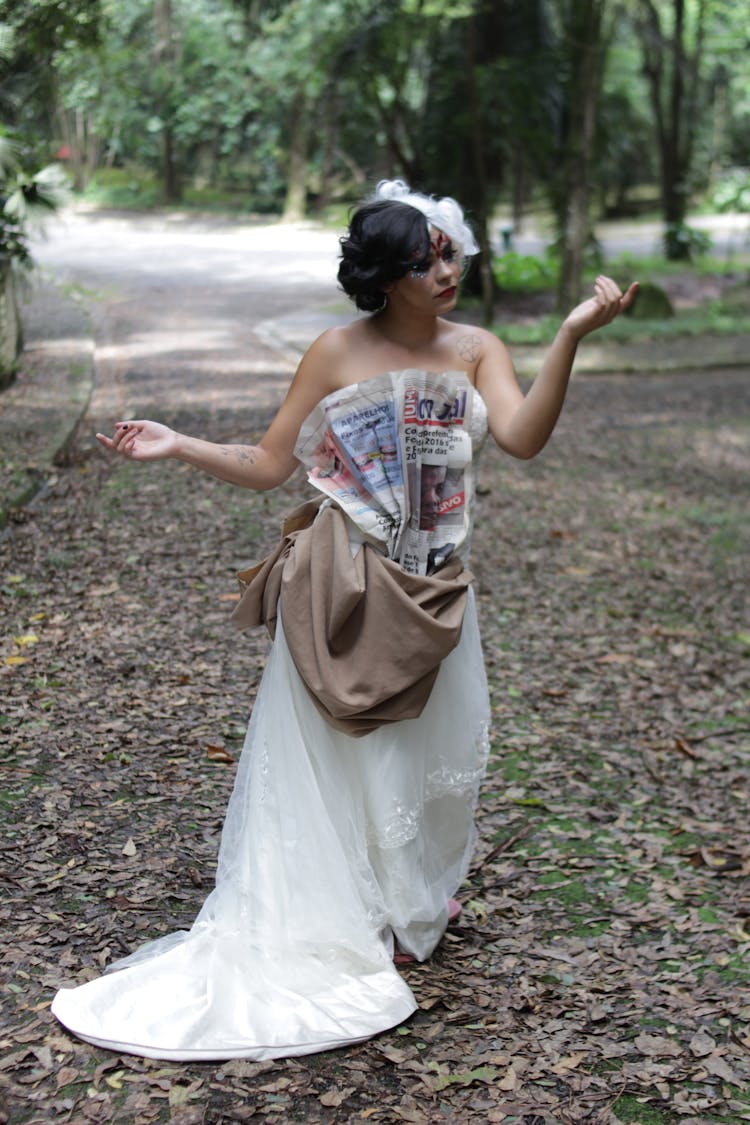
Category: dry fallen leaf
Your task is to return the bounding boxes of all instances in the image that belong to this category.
[634,1033,682,1058]
[431,1066,498,1091]
[497,1065,518,1091]
[319,1086,355,1107]
[55,1065,80,1088]
[702,1052,741,1083]
[2,290,748,1125]
[206,744,234,763]
[689,1029,716,1057]
[673,735,698,759]
[550,1051,587,1074]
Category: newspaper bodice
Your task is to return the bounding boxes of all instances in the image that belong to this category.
[295,370,488,576]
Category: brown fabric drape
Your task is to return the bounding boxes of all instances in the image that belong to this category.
[232,500,472,737]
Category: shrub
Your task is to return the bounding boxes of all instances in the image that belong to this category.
[664,223,713,260]
[492,250,557,293]
[710,168,750,214]
[0,133,69,270]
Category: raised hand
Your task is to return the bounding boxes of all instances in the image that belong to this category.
[563,276,639,341]
[96,420,178,461]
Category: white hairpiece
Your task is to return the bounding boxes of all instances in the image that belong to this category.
[371,179,480,257]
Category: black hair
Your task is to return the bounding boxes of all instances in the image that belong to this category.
[337,200,431,313]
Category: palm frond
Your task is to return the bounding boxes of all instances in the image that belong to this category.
[2,185,26,219]
[0,23,15,66]
[32,163,72,209]
[3,165,70,229]
[0,132,18,177]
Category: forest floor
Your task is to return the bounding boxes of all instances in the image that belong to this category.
[1,230,749,1123]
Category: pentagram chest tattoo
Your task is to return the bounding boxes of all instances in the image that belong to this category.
[456,334,481,363]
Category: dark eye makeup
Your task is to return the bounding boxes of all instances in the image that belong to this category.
[409,243,457,275]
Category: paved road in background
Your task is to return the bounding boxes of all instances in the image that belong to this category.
[502,211,749,259]
[30,208,345,432]
[29,206,749,440]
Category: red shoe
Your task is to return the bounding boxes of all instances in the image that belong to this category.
[393,900,463,964]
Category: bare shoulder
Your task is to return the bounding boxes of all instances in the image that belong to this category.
[292,322,360,391]
[442,321,511,369]
[302,323,358,364]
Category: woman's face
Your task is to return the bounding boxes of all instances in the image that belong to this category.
[386,226,461,314]
[419,463,447,529]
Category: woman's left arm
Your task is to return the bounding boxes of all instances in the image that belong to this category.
[477,275,638,460]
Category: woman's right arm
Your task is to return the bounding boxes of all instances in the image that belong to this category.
[96,422,298,491]
[96,328,348,491]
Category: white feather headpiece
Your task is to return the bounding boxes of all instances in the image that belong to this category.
[371,180,480,257]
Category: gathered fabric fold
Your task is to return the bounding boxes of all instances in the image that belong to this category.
[231,500,472,737]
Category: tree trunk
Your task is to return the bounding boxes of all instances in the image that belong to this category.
[467,10,496,326]
[0,262,22,390]
[511,146,527,234]
[315,84,339,212]
[282,93,309,222]
[162,126,180,205]
[556,0,607,314]
[154,0,181,204]
[636,0,707,259]
[371,89,420,186]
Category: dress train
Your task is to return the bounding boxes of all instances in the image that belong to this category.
[52,593,489,1061]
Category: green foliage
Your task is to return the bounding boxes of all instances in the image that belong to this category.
[664,223,714,261]
[0,0,101,54]
[81,166,161,208]
[0,0,102,150]
[492,250,557,293]
[1,0,749,236]
[625,280,674,320]
[711,168,750,213]
[611,1095,670,1124]
[597,79,656,217]
[497,298,750,347]
[82,164,269,212]
[0,128,69,267]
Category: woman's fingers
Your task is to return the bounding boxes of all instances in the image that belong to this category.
[595,275,621,311]
[96,419,175,462]
[594,276,638,324]
[564,276,638,339]
[619,281,640,310]
[97,421,142,456]
[114,421,136,444]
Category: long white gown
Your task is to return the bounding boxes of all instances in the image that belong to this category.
[52,375,490,1061]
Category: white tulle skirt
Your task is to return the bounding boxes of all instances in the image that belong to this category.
[52,591,489,1061]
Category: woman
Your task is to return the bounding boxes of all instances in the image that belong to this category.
[52,180,636,1061]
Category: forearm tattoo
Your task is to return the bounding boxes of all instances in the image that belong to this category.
[219,445,256,465]
[456,334,481,363]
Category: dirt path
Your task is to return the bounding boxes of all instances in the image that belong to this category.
[1,214,749,1124]
[31,209,345,430]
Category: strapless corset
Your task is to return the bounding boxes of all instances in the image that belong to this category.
[295,370,487,575]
